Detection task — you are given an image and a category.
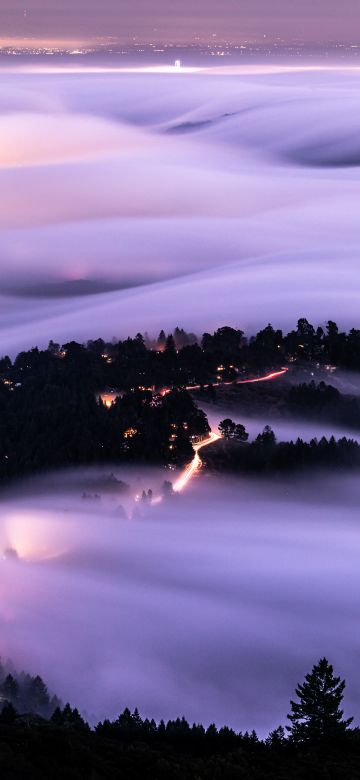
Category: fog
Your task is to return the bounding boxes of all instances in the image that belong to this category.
[0,468,359,734]
[1,60,360,740]
[0,64,360,353]
[322,369,360,397]
[202,402,360,445]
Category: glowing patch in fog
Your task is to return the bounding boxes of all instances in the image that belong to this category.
[2,511,68,562]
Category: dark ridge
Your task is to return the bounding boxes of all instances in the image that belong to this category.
[1,278,152,299]
[165,111,238,134]
[0,658,359,779]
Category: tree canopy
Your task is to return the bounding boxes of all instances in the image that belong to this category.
[287,658,353,743]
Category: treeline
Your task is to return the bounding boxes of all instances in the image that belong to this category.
[1,319,360,402]
[1,320,360,484]
[208,425,360,474]
[288,381,360,428]
[160,319,360,371]
[1,658,360,778]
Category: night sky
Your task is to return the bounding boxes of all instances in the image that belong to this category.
[1,0,359,44]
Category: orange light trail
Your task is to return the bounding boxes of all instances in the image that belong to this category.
[152,367,288,503]
[161,368,288,494]
[235,368,288,385]
[187,366,288,391]
[159,366,288,394]
[173,431,221,493]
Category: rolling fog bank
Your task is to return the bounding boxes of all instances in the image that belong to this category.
[0,469,358,734]
[0,65,360,352]
[201,402,360,444]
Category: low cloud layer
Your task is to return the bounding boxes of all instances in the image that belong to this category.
[0,471,359,733]
[0,65,359,351]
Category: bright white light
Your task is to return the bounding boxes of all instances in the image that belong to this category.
[173,432,221,493]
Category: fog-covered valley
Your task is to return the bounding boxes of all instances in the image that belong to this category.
[1,59,360,745]
[0,467,359,734]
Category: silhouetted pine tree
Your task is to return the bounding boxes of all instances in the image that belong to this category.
[287,657,353,743]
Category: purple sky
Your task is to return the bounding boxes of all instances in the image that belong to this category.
[1,0,359,44]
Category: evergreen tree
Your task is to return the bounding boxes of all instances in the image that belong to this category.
[266,725,286,747]
[0,702,17,723]
[158,330,166,349]
[287,658,353,743]
[26,675,50,715]
[219,418,236,439]
[165,334,176,354]
[256,425,276,447]
[1,674,19,706]
[162,480,174,498]
[51,703,89,731]
[234,423,249,443]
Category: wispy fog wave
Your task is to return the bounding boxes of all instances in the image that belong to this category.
[0,65,359,350]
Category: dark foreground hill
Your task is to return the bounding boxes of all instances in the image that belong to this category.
[1,658,360,779]
[1,713,360,780]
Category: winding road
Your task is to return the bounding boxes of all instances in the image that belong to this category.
[173,431,221,492]
[172,367,288,493]
[161,368,288,395]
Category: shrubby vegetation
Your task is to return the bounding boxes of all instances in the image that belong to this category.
[0,367,209,482]
[0,658,359,778]
[214,379,360,427]
[288,380,360,427]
